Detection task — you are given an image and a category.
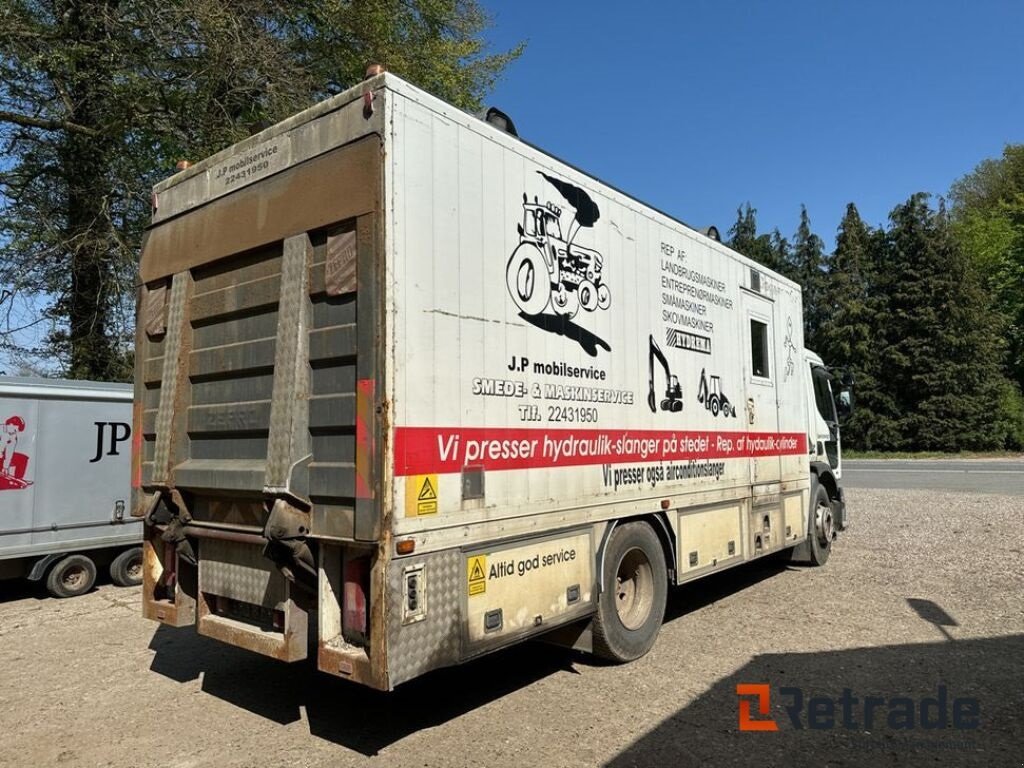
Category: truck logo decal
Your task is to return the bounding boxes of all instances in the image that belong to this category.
[697,369,738,418]
[784,317,798,380]
[0,415,32,491]
[90,421,132,463]
[507,172,611,357]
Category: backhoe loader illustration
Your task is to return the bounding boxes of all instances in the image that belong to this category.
[648,335,683,413]
[697,368,737,418]
[506,172,611,319]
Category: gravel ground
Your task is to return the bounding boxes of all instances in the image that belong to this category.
[0,488,1021,768]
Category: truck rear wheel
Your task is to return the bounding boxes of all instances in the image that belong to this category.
[592,522,667,662]
[110,547,144,587]
[807,484,834,566]
[46,554,97,599]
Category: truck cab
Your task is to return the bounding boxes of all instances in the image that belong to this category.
[804,349,852,532]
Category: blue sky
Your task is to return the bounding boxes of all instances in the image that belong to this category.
[480,0,1024,248]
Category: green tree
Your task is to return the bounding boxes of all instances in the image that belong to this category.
[949,145,1024,396]
[816,204,891,449]
[876,194,1013,451]
[726,203,791,273]
[0,0,522,379]
[789,205,827,350]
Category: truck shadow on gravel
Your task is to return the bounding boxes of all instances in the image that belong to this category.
[606,630,1024,768]
[145,558,790,756]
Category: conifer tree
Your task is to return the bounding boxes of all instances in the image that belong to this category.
[877,194,1012,450]
[790,206,827,351]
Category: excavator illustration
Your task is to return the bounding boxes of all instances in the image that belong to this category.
[697,368,737,418]
[647,335,683,413]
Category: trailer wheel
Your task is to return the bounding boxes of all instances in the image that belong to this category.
[110,547,144,587]
[506,246,551,316]
[45,554,97,599]
[592,522,667,662]
[807,484,834,566]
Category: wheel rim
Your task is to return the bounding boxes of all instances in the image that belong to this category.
[815,500,835,545]
[126,557,143,581]
[614,547,654,630]
[62,565,87,591]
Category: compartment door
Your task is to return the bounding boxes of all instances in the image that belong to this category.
[740,290,781,486]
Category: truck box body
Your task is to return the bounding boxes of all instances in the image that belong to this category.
[1,377,138,583]
[136,74,832,690]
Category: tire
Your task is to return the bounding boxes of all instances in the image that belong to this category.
[710,395,720,417]
[807,483,834,566]
[45,554,97,599]
[506,246,551,316]
[110,547,143,587]
[592,522,668,662]
[596,283,611,310]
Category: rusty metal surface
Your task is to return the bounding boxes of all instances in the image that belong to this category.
[151,273,192,486]
[200,538,285,609]
[142,282,168,337]
[140,137,381,283]
[325,230,357,296]
[264,234,314,498]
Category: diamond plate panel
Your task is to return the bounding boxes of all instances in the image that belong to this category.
[200,538,286,609]
[386,548,462,687]
[152,272,190,483]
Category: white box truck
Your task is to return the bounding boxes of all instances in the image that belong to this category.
[135,73,852,689]
[1,377,142,597]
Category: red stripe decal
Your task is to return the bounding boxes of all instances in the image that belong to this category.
[394,427,807,476]
[355,379,375,498]
[131,400,143,489]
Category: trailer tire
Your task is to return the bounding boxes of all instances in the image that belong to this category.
[45,554,97,599]
[592,522,667,662]
[110,547,143,587]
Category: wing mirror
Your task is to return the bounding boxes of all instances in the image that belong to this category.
[835,387,854,419]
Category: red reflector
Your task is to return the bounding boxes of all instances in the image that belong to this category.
[342,556,369,645]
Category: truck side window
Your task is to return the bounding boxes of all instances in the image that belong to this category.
[750,319,770,378]
[812,367,837,423]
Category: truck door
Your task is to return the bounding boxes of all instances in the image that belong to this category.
[740,290,781,485]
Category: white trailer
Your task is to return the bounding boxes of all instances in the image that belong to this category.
[0,377,142,597]
[135,73,851,689]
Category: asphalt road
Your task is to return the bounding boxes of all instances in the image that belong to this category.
[1,487,1022,768]
[843,459,1024,495]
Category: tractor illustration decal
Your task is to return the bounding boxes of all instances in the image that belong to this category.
[697,369,737,418]
[506,172,611,321]
[0,415,32,491]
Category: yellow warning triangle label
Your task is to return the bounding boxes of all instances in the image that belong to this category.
[468,557,486,582]
[417,477,437,501]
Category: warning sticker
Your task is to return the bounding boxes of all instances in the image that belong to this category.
[405,474,439,517]
[467,555,487,596]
